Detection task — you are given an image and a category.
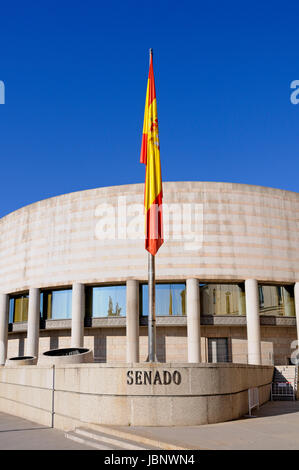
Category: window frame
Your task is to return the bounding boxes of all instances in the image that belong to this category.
[85,284,127,318]
[207,337,232,363]
[8,293,29,323]
[140,282,186,317]
[40,287,73,321]
[258,283,295,317]
[200,282,246,316]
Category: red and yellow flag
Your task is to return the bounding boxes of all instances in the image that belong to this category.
[140,50,163,256]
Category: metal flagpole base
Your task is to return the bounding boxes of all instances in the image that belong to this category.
[145,354,159,363]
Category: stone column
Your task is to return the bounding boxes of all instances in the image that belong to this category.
[126,280,139,363]
[0,294,9,365]
[245,279,261,365]
[294,283,299,346]
[71,283,85,348]
[27,288,40,358]
[186,278,201,363]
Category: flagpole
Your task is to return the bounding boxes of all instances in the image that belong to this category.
[148,252,156,362]
[148,47,156,363]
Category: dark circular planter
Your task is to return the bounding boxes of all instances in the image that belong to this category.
[42,347,93,365]
[7,356,37,366]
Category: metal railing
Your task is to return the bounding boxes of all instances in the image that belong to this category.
[271,366,298,401]
[248,387,259,415]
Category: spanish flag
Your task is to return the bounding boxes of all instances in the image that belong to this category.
[140,49,163,256]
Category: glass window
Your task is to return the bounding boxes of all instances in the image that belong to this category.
[40,292,44,319]
[86,285,126,318]
[258,285,295,316]
[208,338,231,363]
[9,294,29,323]
[259,286,264,308]
[141,283,186,316]
[41,289,72,320]
[200,283,246,316]
[51,290,72,319]
[9,298,14,323]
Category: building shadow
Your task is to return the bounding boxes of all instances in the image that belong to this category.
[157,333,166,362]
[0,427,49,433]
[93,336,107,363]
[251,400,299,418]
[50,336,59,350]
[18,337,24,356]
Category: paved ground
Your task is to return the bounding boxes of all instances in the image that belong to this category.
[0,412,93,450]
[1,401,299,450]
[122,401,299,450]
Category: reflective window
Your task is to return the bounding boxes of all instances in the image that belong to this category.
[258,285,295,316]
[141,283,186,316]
[41,289,72,320]
[86,285,126,317]
[9,299,14,323]
[40,293,44,319]
[9,294,29,323]
[200,283,246,315]
[51,290,72,319]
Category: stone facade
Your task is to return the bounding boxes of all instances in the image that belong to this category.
[4,324,297,366]
[0,363,274,428]
[1,181,299,292]
[0,181,298,366]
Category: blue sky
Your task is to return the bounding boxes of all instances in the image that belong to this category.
[0,0,298,217]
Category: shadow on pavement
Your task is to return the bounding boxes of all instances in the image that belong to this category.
[0,427,50,433]
[251,400,299,418]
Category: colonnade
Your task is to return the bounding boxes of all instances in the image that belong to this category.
[0,279,298,365]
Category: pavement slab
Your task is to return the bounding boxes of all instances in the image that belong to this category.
[0,412,94,450]
[115,401,299,450]
[1,401,299,450]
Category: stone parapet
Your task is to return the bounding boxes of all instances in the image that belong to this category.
[0,363,273,428]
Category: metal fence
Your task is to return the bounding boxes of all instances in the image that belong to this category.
[271,367,298,401]
[248,387,259,415]
[271,382,296,400]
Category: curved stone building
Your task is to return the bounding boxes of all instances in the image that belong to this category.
[0,181,298,366]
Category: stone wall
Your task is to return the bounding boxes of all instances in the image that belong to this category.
[0,365,53,426]
[1,181,299,295]
[6,325,297,366]
[0,363,274,429]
